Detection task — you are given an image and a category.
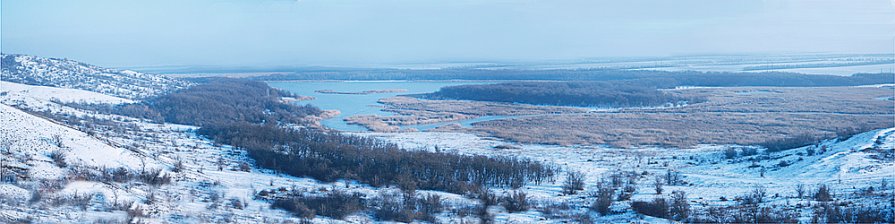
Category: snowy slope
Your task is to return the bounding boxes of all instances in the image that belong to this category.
[1,81,133,104]
[1,54,190,99]
[0,104,150,177]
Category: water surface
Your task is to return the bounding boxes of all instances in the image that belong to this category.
[267,81,496,131]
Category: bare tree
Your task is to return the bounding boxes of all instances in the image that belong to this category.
[724,148,737,160]
[51,134,64,148]
[654,176,664,195]
[669,190,690,221]
[795,183,805,199]
[562,171,585,195]
[815,184,832,202]
[591,181,615,215]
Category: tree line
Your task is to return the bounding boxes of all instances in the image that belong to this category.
[115,79,555,195]
[418,80,704,107]
[251,68,894,87]
[199,122,555,194]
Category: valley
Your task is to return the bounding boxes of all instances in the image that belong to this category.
[1,54,893,223]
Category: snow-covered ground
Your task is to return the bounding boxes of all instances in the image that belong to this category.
[355,128,895,222]
[1,81,134,104]
[1,54,892,223]
[2,81,892,222]
[1,54,190,99]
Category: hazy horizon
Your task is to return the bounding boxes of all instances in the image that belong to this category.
[3,0,894,68]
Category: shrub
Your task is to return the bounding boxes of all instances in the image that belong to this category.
[724,148,737,160]
[777,160,790,167]
[590,182,615,215]
[806,147,816,156]
[669,191,690,221]
[501,191,529,213]
[795,183,805,198]
[372,192,415,223]
[759,134,822,153]
[271,190,366,219]
[417,194,444,223]
[815,184,832,202]
[631,197,668,218]
[741,186,766,205]
[172,158,185,173]
[562,171,585,195]
[49,150,67,168]
[139,169,172,186]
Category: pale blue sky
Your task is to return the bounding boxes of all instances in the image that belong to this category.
[2,0,893,67]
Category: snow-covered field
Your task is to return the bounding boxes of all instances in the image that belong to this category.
[1,80,892,223]
[355,128,895,222]
[0,81,483,223]
[1,54,190,99]
[1,54,892,223]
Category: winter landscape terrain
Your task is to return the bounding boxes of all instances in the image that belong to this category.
[0,54,893,224]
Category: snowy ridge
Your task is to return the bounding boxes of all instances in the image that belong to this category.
[1,81,134,104]
[0,104,151,178]
[1,54,190,99]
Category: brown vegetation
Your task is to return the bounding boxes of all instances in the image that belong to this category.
[421,87,893,148]
[344,96,588,132]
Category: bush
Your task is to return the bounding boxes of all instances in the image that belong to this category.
[813,203,893,223]
[777,160,790,167]
[501,191,529,213]
[474,188,498,207]
[741,186,766,205]
[372,192,415,222]
[139,169,172,186]
[271,190,366,219]
[815,184,832,202]
[759,134,822,153]
[631,198,668,218]
[172,158,185,173]
[590,181,615,215]
[562,171,585,195]
[806,147,816,156]
[795,183,806,198]
[49,150,67,168]
[669,191,690,221]
[417,194,444,222]
[724,148,737,160]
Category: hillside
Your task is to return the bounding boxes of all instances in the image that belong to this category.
[0,55,891,223]
[1,54,190,99]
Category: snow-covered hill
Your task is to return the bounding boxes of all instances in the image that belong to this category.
[1,81,133,105]
[0,54,891,223]
[1,54,190,99]
[0,104,152,180]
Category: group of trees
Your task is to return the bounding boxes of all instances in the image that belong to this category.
[135,78,555,195]
[420,80,704,107]
[78,78,555,221]
[630,191,690,221]
[200,122,555,194]
[270,190,366,220]
[253,68,894,88]
[147,79,321,126]
[62,79,322,126]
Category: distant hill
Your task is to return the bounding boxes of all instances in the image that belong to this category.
[1,54,190,99]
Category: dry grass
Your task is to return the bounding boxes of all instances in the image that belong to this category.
[433,86,895,148]
[344,96,588,131]
[378,96,589,116]
[459,112,891,148]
